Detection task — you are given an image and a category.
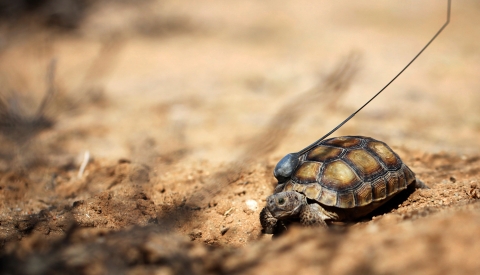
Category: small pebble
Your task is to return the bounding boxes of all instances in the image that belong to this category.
[245,199,258,211]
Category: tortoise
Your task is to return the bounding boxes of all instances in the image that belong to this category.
[260,135,427,233]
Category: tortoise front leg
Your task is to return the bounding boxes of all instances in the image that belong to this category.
[260,207,278,234]
[299,204,328,228]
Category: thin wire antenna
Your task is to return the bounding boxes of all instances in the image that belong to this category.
[296,0,451,156]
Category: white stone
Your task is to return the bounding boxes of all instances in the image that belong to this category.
[245,199,258,211]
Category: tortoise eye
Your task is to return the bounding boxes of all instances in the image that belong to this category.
[278,198,286,205]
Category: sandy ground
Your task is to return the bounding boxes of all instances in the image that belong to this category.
[1,0,480,274]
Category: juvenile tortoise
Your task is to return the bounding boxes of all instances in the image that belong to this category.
[260,136,427,233]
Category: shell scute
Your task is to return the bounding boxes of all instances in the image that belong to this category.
[321,160,361,191]
[304,184,322,200]
[284,181,294,191]
[292,161,321,183]
[354,182,373,206]
[292,182,306,193]
[307,146,343,162]
[323,136,362,148]
[346,149,383,179]
[336,191,355,208]
[385,172,400,196]
[367,140,402,170]
[318,187,337,206]
[371,177,387,201]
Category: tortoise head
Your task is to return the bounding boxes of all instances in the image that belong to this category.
[266,191,306,219]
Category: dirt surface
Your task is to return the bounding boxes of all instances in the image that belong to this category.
[1,0,480,274]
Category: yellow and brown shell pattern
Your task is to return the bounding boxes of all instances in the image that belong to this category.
[275,136,416,209]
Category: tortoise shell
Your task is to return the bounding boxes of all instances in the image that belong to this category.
[273,136,416,209]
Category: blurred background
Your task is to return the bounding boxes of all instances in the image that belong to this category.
[0,0,478,168]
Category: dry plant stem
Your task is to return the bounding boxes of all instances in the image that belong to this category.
[76,34,125,94]
[36,59,56,118]
[0,59,56,170]
[78,150,90,178]
[0,59,56,145]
